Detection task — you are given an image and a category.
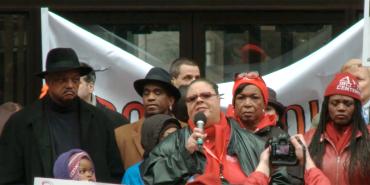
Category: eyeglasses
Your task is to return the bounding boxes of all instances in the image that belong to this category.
[234,71,260,81]
[186,92,218,103]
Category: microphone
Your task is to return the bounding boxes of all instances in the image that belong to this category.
[194,112,207,146]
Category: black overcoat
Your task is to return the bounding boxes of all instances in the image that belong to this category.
[0,97,123,185]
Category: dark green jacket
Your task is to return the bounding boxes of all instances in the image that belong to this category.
[0,97,123,185]
[141,118,270,185]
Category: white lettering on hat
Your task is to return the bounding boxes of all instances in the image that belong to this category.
[336,76,361,95]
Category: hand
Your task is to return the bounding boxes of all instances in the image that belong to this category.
[256,147,271,177]
[290,134,316,170]
[186,127,207,154]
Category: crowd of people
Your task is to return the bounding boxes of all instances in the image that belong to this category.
[0,47,369,185]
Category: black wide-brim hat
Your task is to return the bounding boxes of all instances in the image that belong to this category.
[37,48,92,78]
[134,67,181,101]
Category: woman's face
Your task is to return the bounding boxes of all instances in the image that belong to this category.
[234,84,265,126]
[328,95,355,126]
[186,81,220,124]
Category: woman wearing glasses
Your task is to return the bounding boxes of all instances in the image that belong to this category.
[141,78,272,185]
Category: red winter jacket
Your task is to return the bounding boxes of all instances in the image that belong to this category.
[304,168,331,185]
[304,126,370,185]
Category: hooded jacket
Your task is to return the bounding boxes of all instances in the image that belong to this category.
[141,114,181,158]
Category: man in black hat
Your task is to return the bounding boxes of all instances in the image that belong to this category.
[0,48,123,184]
[115,67,181,170]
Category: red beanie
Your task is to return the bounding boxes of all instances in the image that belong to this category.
[324,72,361,101]
[232,74,269,106]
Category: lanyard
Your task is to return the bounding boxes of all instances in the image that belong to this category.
[203,143,226,180]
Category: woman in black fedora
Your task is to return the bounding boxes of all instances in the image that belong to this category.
[0,48,123,184]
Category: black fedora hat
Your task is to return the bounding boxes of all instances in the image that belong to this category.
[134,67,181,101]
[37,48,92,78]
[267,87,285,117]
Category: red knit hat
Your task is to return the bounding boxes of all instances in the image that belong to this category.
[232,73,269,106]
[324,72,361,100]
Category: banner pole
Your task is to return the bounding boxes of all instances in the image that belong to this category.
[363,0,370,66]
[41,7,49,71]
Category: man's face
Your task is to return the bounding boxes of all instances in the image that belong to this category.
[186,81,220,124]
[234,85,265,126]
[328,95,355,126]
[78,76,94,103]
[354,67,370,104]
[342,59,370,103]
[172,64,200,88]
[142,83,174,117]
[46,70,81,105]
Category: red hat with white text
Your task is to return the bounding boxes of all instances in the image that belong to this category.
[324,72,361,101]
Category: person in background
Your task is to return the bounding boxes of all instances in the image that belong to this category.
[266,87,286,130]
[141,78,272,185]
[53,149,96,182]
[78,62,129,129]
[0,48,123,184]
[0,102,22,136]
[341,58,370,123]
[169,57,200,88]
[230,71,291,184]
[39,84,49,99]
[169,58,200,122]
[240,44,268,64]
[115,67,181,170]
[122,114,181,185]
[172,85,189,122]
[305,72,370,185]
[78,62,117,111]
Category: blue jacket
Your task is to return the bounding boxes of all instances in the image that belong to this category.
[122,161,144,185]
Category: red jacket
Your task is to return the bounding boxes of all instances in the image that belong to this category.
[304,126,370,185]
[304,168,331,185]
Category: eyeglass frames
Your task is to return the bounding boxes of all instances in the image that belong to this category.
[186,92,218,103]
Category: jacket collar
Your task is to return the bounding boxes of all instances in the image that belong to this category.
[320,128,364,154]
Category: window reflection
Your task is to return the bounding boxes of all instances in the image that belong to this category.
[205,25,332,83]
[83,25,180,69]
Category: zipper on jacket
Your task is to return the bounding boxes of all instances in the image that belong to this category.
[336,156,340,185]
[323,135,342,185]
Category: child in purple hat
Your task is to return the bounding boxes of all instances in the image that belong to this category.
[53,149,96,182]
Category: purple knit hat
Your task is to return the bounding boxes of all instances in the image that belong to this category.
[53,149,95,180]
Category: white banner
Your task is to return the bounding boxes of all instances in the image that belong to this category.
[34,177,118,185]
[42,9,364,134]
[41,8,152,121]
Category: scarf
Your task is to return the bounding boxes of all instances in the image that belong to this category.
[235,112,277,132]
[325,121,353,153]
[187,112,231,185]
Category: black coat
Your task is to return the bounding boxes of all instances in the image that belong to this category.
[0,97,123,185]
